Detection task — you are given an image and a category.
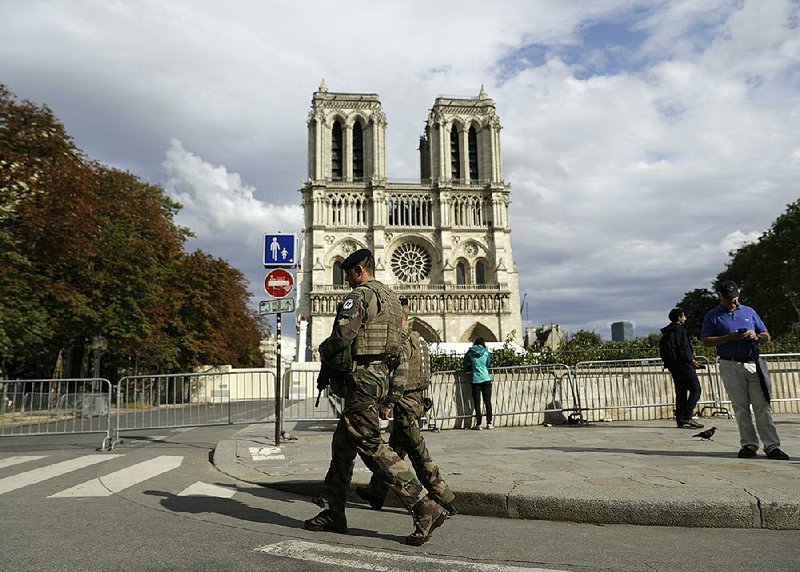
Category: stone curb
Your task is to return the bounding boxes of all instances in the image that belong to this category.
[212,437,800,530]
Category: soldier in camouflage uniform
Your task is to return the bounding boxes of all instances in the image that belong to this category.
[357,298,457,515]
[304,248,447,546]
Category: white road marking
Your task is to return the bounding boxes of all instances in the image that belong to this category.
[177,481,236,498]
[0,456,47,470]
[0,455,122,495]
[255,540,568,571]
[172,427,196,433]
[48,455,183,498]
[249,446,285,461]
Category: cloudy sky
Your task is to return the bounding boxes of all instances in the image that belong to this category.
[2,0,799,341]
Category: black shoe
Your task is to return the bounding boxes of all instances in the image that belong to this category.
[442,502,459,516]
[765,448,790,460]
[304,509,348,533]
[356,485,384,511]
[737,446,758,459]
[678,420,704,429]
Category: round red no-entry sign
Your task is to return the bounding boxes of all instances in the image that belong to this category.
[264,268,294,298]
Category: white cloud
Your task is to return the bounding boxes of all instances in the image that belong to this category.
[162,139,303,318]
[2,0,798,339]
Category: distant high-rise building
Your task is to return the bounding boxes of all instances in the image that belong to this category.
[611,321,634,341]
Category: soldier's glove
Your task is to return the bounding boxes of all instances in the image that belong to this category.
[385,354,401,373]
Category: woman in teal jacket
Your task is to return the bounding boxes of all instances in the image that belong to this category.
[463,337,493,430]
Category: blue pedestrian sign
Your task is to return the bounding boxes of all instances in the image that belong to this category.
[263,233,298,268]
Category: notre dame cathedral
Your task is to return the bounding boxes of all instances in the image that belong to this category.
[297,81,521,358]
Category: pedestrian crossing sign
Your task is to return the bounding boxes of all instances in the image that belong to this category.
[263,233,298,268]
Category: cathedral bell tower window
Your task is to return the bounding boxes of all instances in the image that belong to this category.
[468,126,478,182]
[332,121,343,181]
[450,125,461,182]
[353,122,364,181]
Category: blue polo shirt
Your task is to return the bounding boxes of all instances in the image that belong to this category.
[701,303,767,360]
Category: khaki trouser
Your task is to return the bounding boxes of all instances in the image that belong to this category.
[719,359,780,452]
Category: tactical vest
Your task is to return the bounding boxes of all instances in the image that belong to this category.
[351,280,403,359]
[405,331,431,391]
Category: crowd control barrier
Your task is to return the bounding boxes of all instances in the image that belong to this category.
[573,357,721,422]
[107,370,276,449]
[0,378,113,445]
[427,364,581,430]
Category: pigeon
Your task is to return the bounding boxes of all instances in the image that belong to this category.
[693,427,716,440]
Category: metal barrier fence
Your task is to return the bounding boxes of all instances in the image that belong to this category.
[281,366,342,424]
[2,353,798,449]
[0,378,113,444]
[109,370,277,448]
[574,357,720,422]
[427,364,581,430]
[750,353,800,414]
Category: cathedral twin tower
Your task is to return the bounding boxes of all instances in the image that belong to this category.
[298,82,521,357]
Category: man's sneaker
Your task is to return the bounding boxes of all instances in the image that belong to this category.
[303,509,348,534]
[765,447,790,460]
[471,424,483,431]
[486,423,494,430]
[406,498,447,546]
[678,420,704,429]
[737,446,758,459]
[356,485,384,510]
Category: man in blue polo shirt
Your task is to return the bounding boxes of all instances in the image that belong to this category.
[701,281,789,460]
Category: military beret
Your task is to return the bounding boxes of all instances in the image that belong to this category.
[341,248,373,270]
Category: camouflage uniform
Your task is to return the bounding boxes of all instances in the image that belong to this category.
[315,280,428,513]
[364,330,455,507]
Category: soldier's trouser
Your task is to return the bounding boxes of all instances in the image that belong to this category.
[366,390,455,505]
[318,363,428,512]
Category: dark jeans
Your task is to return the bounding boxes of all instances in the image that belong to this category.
[470,381,493,425]
[668,363,702,424]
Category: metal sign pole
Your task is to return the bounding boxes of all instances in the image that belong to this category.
[275,312,282,447]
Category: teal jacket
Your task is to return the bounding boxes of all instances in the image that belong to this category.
[463,345,492,383]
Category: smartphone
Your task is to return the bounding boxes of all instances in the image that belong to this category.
[736,328,748,333]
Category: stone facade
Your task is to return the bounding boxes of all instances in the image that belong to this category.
[297,82,521,359]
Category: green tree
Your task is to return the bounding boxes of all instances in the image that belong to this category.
[717,199,800,336]
[675,288,718,341]
[0,85,265,379]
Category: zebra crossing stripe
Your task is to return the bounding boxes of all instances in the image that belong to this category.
[49,455,183,498]
[256,540,567,571]
[0,456,47,470]
[0,455,122,496]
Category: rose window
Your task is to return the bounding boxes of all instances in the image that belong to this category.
[391,243,432,283]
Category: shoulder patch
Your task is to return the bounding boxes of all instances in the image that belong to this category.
[342,299,354,311]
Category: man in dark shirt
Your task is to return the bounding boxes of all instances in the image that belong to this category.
[660,308,703,429]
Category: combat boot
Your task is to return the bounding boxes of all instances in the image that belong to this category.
[406,497,447,546]
[356,485,384,511]
[303,509,348,534]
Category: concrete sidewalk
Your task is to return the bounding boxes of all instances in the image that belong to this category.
[212,414,800,529]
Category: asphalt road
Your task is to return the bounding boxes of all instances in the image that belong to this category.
[0,426,797,572]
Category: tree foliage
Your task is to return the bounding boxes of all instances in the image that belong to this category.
[0,85,264,379]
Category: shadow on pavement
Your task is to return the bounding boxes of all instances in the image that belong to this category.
[508,446,740,458]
